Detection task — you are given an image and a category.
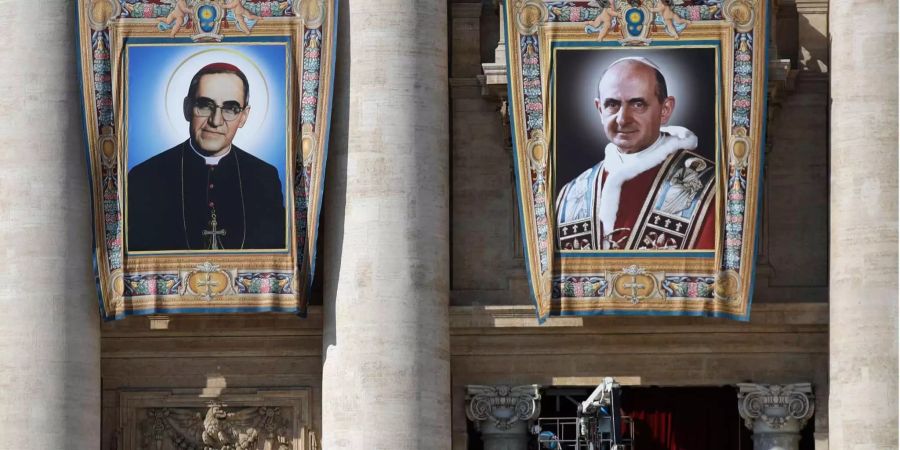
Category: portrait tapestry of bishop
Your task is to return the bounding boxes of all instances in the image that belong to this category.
[127,63,286,252]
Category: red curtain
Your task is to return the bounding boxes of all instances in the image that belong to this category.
[620,387,752,450]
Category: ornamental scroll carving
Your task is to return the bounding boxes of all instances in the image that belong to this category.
[723,0,757,32]
[465,385,542,431]
[139,402,292,450]
[737,383,815,431]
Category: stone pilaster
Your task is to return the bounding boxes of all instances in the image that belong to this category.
[0,0,101,448]
[466,385,541,450]
[829,0,898,449]
[321,0,451,448]
[738,384,814,450]
[480,1,508,98]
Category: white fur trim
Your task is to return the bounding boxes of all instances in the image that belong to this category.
[595,126,698,248]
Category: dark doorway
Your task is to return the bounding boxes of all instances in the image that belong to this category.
[618,386,752,450]
[530,385,815,450]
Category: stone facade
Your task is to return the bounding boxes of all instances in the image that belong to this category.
[93,0,853,448]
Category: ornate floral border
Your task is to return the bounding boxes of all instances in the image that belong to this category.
[77,0,337,320]
[505,0,766,321]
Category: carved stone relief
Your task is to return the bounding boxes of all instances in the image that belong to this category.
[118,389,313,450]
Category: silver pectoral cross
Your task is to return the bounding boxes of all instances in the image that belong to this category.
[202,211,227,250]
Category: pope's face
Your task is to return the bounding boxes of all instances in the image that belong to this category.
[595,62,674,154]
[189,73,250,155]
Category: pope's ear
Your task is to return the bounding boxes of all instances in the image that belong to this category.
[660,96,675,124]
[182,97,192,121]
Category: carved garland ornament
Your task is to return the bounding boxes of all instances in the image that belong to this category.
[465,385,542,431]
[139,402,293,450]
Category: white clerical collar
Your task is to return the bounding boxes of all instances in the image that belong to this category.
[189,139,231,165]
[603,126,698,178]
[595,126,698,249]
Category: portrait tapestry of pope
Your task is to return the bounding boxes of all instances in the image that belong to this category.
[555,54,718,251]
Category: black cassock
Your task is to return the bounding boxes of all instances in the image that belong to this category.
[127,140,286,251]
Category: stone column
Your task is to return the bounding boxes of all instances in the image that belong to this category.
[321,0,450,448]
[466,385,541,450]
[737,384,815,450]
[0,0,101,448]
[829,0,898,449]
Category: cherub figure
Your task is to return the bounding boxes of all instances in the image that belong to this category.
[585,1,619,41]
[223,0,261,35]
[158,0,193,37]
[651,0,690,38]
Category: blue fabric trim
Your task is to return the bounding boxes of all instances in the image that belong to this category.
[556,306,749,322]
[123,35,291,45]
[113,305,300,321]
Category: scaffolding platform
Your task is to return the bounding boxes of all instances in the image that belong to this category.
[534,415,634,450]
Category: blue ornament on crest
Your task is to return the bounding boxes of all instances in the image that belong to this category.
[190,1,225,42]
[197,4,219,33]
[617,5,653,45]
[624,8,645,37]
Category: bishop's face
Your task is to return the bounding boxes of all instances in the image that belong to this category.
[595,61,674,154]
[188,73,250,156]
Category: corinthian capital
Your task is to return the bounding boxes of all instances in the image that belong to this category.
[737,383,815,432]
[465,385,541,431]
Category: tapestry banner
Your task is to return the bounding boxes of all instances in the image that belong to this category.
[504,0,767,321]
[76,0,336,320]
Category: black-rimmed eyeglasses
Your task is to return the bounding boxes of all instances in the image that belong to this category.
[191,97,246,122]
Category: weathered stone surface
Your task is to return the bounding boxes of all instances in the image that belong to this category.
[829,0,899,448]
[0,1,101,448]
[321,0,451,448]
[99,311,324,450]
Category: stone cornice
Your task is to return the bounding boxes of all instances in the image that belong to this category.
[794,1,828,14]
[101,302,827,337]
[449,302,828,329]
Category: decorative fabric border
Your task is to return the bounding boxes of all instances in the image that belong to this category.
[505,0,767,321]
[76,0,337,320]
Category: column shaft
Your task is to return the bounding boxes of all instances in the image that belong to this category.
[752,433,800,450]
[0,1,101,448]
[829,0,898,448]
[321,0,451,448]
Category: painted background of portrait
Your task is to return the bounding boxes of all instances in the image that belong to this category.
[126,43,289,201]
[553,47,718,192]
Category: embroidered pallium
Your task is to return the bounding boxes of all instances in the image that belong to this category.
[76,0,337,320]
[505,0,767,321]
